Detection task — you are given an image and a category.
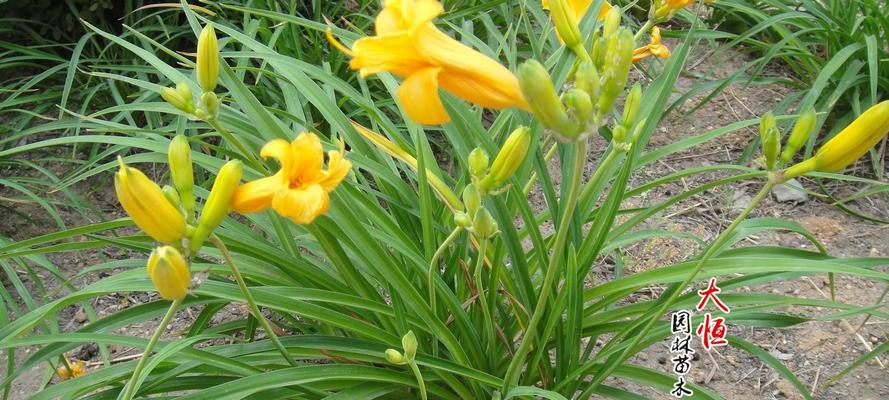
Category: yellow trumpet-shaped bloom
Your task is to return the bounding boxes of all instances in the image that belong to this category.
[328,0,527,125]
[784,100,889,179]
[632,27,671,62]
[542,0,612,23]
[114,158,186,245]
[231,133,351,224]
[147,246,191,301]
[56,359,86,380]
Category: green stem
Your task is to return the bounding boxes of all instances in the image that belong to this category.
[121,298,181,400]
[581,179,776,395]
[210,235,297,367]
[206,118,265,172]
[472,239,494,364]
[577,146,623,207]
[633,20,655,42]
[429,227,463,317]
[502,139,588,391]
[409,361,428,400]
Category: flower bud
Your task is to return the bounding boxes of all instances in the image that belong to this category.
[603,6,621,38]
[56,359,86,380]
[759,112,776,139]
[114,157,186,245]
[147,246,191,301]
[462,185,482,216]
[621,83,642,128]
[480,126,531,191]
[401,330,418,361]
[548,0,582,48]
[168,135,195,218]
[612,125,627,143]
[160,84,194,114]
[385,349,406,364]
[468,148,489,179]
[784,100,889,179]
[519,60,574,137]
[454,212,472,228]
[472,207,499,239]
[196,24,219,93]
[201,91,220,120]
[575,61,600,106]
[598,28,634,121]
[563,89,594,131]
[780,107,816,163]
[190,160,243,252]
[762,127,780,170]
[162,185,182,209]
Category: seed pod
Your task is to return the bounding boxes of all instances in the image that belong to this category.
[196,24,219,92]
[147,246,191,301]
[168,135,195,218]
[190,160,243,252]
[518,60,574,137]
[115,157,186,245]
[780,107,817,163]
[480,126,532,191]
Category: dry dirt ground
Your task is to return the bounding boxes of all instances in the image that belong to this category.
[1,45,888,400]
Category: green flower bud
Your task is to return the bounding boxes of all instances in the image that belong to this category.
[621,83,642,128]
[575,61,600,107]
[385,349,406,365]
[468,148,489,179]
[598,28,634,121]
[518,60,575,138]
[189,160,243,252]
[762,127,780,170]
[168,135,195,219]
[603,6,621,38]
[401,330,418,361]
[472,207,499,239]
[759,112,776,139]
[564,89,594,131]
[161,185,182,209]
[160,84,194,114]
[480,126,531,191]
[196,24,219,93]
[549,0,582,49]
[612,125,627,143]
[454,212,472,228]
[462,185,482,217]
[781,107,817,164]
[201,92,219,120]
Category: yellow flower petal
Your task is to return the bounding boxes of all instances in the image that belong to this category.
[398,67,450,124]
[260,139,294,172]
[231,173,287,214]
[351,32,429,78]
[317,141,353,192]
[272,184,330,224]
[290,132,324,181]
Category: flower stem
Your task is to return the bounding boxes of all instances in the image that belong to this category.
[582,179,776,394]
[634,20,655,42]
[121,298,181,400]
[502,139,588,391]
[408,361,428,400]
[428,227,462,316]
[210,234,297,367]
[205,118,265,172]
[472,239,495,363]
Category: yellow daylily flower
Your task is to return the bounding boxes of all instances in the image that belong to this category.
[56,359,86,380]
[655,0,709,19]
[231,133,351,224]
[328,0,527,125]
[784,100,889,179]
[147,246,191,301]
[542,0,612,22]
[632,27,671,62]
[114,158,186,245]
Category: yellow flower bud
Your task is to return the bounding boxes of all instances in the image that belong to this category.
[201,91,220,120]
[780,107,817,164]
[468,148,489,179]
[401,330,418,361]
[147,246,191,301]
[196,24,219,93]
[519,60,575,139]
[598,28,634,121]
[114,158,186,245]
[548,0,582,48]
[472,207,499,239]
[480,127,532,191]
[462,185,482,217]
[168,135,195,218]
[161,185,182,209]
[190,160,243,252]
[762,127,780,170]
[621,83,642,128]
[784,100,889,179]
[385,349,406,365]
[160,85,193,114]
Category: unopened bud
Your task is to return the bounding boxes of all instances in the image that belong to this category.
[563,89,594,131]
[462,185,482,216]
[454,212,472,228]
[160,85,194,114]
[201,92,219,120]
[468,148,489,179]
[168,135,195,218]
[401,330,418,361]
[161,185,182,209]
[575,61,600,107]
[612,125,627,143]
[762,127,780,170]
[781,107,816,163]
[621,84,642,128]
[519,60,574,137]
[147,246,191,301]
[603,6,621,38]
[190,160,243,252]
[385,349,406,364]
[759,112,776,139]
[472,207,499,239]
[480,126,531,191]
[549,0,582,48]
[196,24,219,92]
[598,28,634,121]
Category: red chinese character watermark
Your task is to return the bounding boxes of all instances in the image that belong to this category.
[696,277,730,313]
[695,313,728,350]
